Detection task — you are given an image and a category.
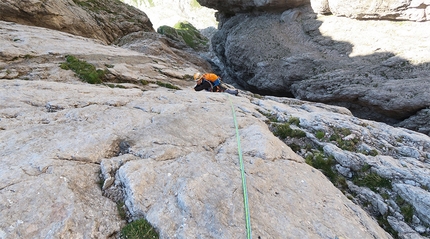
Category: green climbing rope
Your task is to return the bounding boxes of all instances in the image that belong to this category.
[228,94,252,239]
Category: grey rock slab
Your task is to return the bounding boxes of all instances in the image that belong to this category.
[0,77,391,238]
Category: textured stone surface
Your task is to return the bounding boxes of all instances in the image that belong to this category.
[2,5,430,238]
[0,0,154,44]
[0,21,399,239]
[211,5,430,132]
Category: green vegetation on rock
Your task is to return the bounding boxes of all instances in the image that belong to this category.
[60,55,106,84]
[353,171,392,192]
[120,218,159,239]
[157,21,208,50]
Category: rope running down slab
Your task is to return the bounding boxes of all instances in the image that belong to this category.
[228,94,252,239]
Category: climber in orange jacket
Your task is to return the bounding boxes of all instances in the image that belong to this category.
[193,72,238,96]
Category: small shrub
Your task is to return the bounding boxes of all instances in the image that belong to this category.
[120,218,159,239]
[288,117,300,126]
[267,114,278,123]
[401,204,414,223]
[313,154,337,182]
[315,131,325,140]
[396,195,414,224]
[353,172,392,191]
[305,152,337,182]
[273,123,306,139]
[369,149,378,156]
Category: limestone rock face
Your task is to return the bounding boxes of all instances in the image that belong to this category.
[212,5,430,133]
[0,0,154,44]
[0,21,402,239]
[311,0,430,21]
[197,0,310,13]
[3,8,430,237]
[0,20,210,87]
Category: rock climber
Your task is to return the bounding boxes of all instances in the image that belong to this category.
[193,72,238,96]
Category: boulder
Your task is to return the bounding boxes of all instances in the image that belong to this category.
[0,0,154,44]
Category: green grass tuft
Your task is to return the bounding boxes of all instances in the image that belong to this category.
[273,123,306,139]
[396,195,415,224]
[353,172,392,191]
[315,130,325,140]
[156,81,181,90]
[60,55,105,84]
[120,218,159,239]
[288,117,300,126]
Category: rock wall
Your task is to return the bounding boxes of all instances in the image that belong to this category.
[0,0,154,44]
[1,1,430,238]
[1,20,429,239]
[206,4,430,135]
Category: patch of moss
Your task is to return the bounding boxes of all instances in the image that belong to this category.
[157,22,208,49]
[140,80,150,85]
[106,83,126,89]
[60,55,106,84]
[156,81,181,90]
[365,149,379,156]
[120,218,159,239]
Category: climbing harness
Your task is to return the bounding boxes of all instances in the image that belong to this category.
[228,94,252,239]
